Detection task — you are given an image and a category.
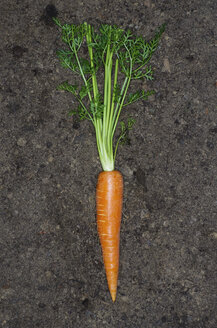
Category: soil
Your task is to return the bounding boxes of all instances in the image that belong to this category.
[1,1,217,327]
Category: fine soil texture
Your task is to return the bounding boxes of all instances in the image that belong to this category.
[1,1,217,327]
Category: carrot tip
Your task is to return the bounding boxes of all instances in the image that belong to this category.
[110,290,117,302]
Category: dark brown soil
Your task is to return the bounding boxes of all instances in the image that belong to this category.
[1,1,217,327]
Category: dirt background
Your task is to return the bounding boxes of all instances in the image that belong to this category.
[1,0,217,327]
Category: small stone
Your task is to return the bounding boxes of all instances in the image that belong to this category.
[45,271,52,278]
[209,232,217,239]
[190,216,197,224]
[162,58,171,73]
[144,0,151,8]
[48,156,54,163]
[193,98,200,104]
[163,220,169,227]
[180,118,187,125]
[42,178,49,184]
[121,295,129,302]
[141,209,149,219]
[17,137,27,147]
[122,165,134,177]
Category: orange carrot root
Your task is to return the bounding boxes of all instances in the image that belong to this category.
[96,170,123,302]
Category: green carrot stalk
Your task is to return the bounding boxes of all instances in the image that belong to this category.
[54,18,165,171]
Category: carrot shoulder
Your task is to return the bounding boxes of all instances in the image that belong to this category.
[96,170,123,302]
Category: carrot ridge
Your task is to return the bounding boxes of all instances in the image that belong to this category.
[96,170,123,302]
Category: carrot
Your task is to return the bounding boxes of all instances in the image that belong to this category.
[96,170,123,302]
[54,18,164,301]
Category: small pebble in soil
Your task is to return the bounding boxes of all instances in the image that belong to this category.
[17,137,27,147]
[48,156,54,163]
[209,232,217,239]
[162,57,171,73]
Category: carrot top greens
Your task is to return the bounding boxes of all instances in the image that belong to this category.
[54,18,165,171]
